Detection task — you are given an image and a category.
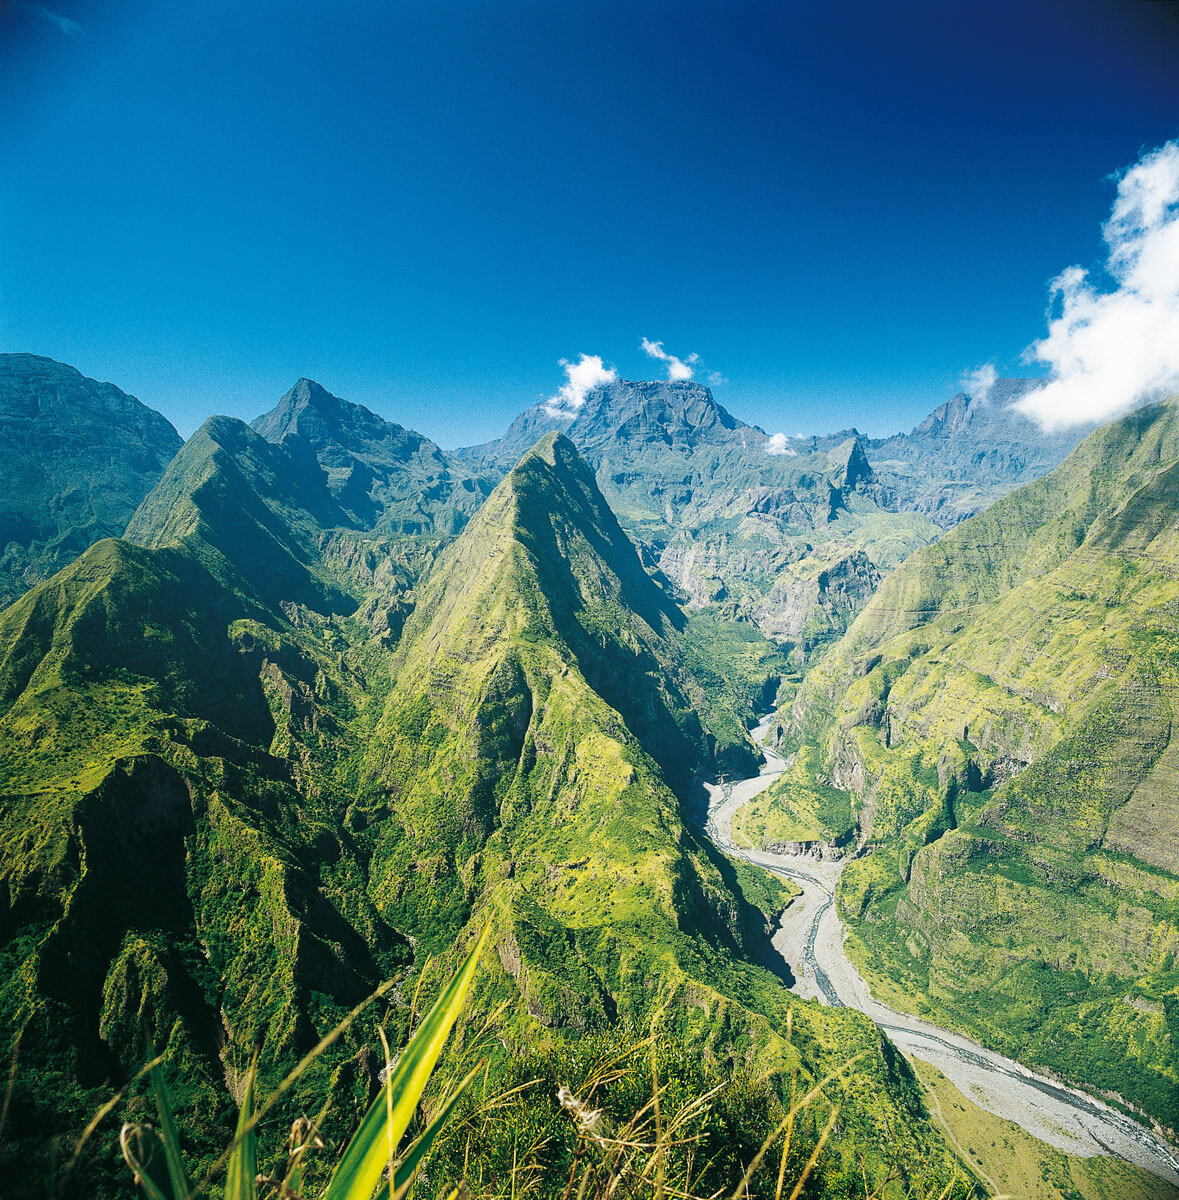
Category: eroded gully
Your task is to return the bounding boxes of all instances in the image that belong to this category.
[701,711,1179,1187]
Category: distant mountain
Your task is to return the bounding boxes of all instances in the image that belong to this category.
[0,354,182,606]
[462,380,942,660]
[769,399,1179,1132]
[252,378,492,535]
[867,379,1091,526]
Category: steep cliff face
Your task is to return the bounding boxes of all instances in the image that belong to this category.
[752,550,881,650]
[251,378,492,534]
[0,355,182,606]
[776,401,1179,1130]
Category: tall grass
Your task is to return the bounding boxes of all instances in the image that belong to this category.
[103,927,975,1200]
[118,926,490,1200]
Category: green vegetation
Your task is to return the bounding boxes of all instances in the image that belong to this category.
[911,1059,1178,1200]
[769,400,1179,1133]
[118,927,488,1200]
[732,743,855,849]
[461,379,941,655]
[0,420,971,1198]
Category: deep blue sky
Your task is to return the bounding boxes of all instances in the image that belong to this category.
[2,1,1177,445]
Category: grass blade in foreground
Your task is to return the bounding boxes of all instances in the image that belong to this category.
[223,1066,258,1200]
[322,923,491,1200]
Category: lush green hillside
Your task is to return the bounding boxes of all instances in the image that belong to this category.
[773,400,1179,1133]
[0,354,182,607]
[0,421,968,1197]
[460,379,942,660]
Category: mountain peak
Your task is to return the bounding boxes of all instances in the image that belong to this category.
[458,377,747,467]
[569,378,744,444]
[253,377,390,444]
[515,429,580,469]
[251,381,488,534]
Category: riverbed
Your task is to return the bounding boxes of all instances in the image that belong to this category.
[702,712,1179,1187]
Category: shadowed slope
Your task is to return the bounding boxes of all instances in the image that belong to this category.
[0,354,182,606]
[252,378,492,534]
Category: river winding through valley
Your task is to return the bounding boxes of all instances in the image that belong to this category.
[701,711,1179,1188]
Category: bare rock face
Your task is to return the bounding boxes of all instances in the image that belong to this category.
[0,354,182,606]
[866,380,1090,527]
[752,551,881,652]
[763,838,847,861]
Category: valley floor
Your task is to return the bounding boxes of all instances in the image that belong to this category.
[702,713,1179,1192]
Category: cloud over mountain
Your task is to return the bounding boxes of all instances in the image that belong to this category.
[641,337,697,382]
[960,363,997,403]
[763,432,798,456]
[1017,137,1179,429]
[543,353,618,417]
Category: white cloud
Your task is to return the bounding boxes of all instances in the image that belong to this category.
[960,362,997,403]
[1016,137,1179,430]
[641,337,695,382]
[542,353,617,418]
[764,433,798,456]
[20,2,82,35]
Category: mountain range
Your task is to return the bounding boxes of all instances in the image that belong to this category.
[459,377,1088,660]
[0,352,1135,1197]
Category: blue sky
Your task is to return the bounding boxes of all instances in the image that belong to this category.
[1,0,1177,445]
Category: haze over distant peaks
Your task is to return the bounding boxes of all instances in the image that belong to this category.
[251,377,491,534]
[867,378,1093,526]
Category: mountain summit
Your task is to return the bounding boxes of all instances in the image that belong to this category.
[462,379,938,658]
[252,379,490,533]
[460,379,749,466]
[867,378,1092,525]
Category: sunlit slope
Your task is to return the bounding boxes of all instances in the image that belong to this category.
[778,400,1179,1130]
[354,433,969,1190]
[0,423,968,1197]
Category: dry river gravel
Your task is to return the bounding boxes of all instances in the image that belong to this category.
[702,712,1179,1188]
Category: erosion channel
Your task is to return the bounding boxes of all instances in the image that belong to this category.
[702,711,1179,1188]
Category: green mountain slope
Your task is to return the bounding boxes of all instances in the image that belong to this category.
[0,445,410,1195]
[0,354,182,607]
[773,400,1179,1132]
[0,422,967,1197]
[460,380,942,660]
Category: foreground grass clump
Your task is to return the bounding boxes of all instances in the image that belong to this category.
[117,927,489,1200]
[423,1023,957,1200]
[100,926,972,1200]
